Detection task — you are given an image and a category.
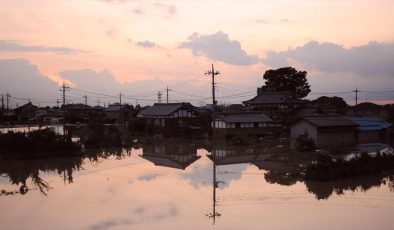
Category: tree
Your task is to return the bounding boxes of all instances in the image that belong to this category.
[257,67,311,98]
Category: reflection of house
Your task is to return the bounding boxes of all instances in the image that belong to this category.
[290,116,358,149]
[15,102,38,122]
[348,117,392,144]
[138,103,198,135]
[140,142,200,170]
[243,91,304,122]
[213,112,276,140]
[103,103,135,123]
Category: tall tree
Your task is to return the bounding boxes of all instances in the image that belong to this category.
[257,67,311,98]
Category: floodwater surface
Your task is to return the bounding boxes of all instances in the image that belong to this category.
[0,145,393,230]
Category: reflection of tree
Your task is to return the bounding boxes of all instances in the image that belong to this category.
[0,157,83,195]
[305,173,393,200]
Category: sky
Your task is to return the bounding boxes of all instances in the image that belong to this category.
[0,0,394,107]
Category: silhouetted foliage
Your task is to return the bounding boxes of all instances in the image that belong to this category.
[0,128,81,159]
[257,67,311,98]
[305,152,394,181]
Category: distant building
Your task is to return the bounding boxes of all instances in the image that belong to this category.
[346,102,389,120]
[213,112,278,140]
[103,103,135,123]
[14,102,38,122]
[348,116,392,144]
[290,115,358,149]
[243,91,304,123]
[62,103,93,121]
[138,102,198,135]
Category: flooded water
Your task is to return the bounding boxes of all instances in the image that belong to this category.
[1,142,393,230]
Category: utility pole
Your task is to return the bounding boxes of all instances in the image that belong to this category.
[166,86,172,103]
[56,99,60,108]
[205,63,221,224]
[60,82,70,107]
[6,92,10,113]
[353,87,360,116]
[1,94,4,110]
[97,99,100,107]
[84,94,88,117]
[119,93,122,105]
[157,91,162,104]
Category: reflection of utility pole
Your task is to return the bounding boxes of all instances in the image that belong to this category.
[166,86,172,103]
[205,64,221,224]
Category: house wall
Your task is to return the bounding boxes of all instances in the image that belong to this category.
[290,120,318,144]
[316,128,357,148]
[357,130,382,144]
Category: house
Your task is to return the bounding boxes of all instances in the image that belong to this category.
[290,115,358,149]
[243,91,304,122]
[14,102,38,122]
[103,103,135,123]
[140,142,200,170]
[213,112,277,140]
[348,116,392,144]
[138,102,198,135]
[62,103,93,122]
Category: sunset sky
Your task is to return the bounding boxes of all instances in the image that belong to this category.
[1,0,393,107]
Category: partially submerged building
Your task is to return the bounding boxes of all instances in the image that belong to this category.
[138,103,198,135]
[348,116,392,144]
[103,103,135,123]
[290,115,358,149]
[213,112,278,140]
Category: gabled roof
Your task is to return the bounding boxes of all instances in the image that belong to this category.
[217,112,272,123]
[62,103,93,110]
[103,103,131,112]
[296,115,358,128]
[348,116,392,131]
[243,91,303,105]
[139,102,194,116]
[15,102,38,111]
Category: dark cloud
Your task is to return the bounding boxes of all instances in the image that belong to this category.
[59,69,122,94]
[0,40,86,54]
[179,31,259,66]
[136,40,156,48]
[0,59,59,106]
[154,3,177,18]
[264,41,394,77]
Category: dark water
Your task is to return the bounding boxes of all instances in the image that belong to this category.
[0,141,393,230]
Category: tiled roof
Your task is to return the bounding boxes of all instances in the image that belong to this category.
[139,103,193,116]
[103,104,128,112]
[348,116,392,131]
[300,116,358,127]
[243,91,303,105]
[218,112,272,123]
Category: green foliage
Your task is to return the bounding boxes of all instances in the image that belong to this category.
[257,67,311,98]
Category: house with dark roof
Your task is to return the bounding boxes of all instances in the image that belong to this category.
[138,102,198,135]
[346,102,389,120]
[14,102,38,122]
[213,112,277,140]
[103,103,135,123]
[243,91,305,123]
[290,115,358,149]
[62,103,94,122]
[348,116,392,144]
[140,142,200,170]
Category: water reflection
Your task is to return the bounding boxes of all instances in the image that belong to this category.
[0,138,394,229]
[140,141,200,170]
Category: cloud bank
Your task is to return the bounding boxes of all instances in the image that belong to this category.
[264,41,394,77]
[0,40,86,54]
[180,31,259,66]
